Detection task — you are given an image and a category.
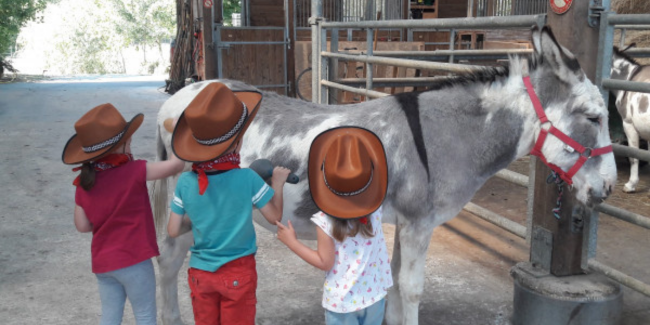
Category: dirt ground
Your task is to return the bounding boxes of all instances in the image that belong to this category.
[0,77,648,325]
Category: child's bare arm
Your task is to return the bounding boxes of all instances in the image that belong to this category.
[74,205,93,233]
[258,167,291,224]
[167,212,191,238]
[146,152,185,181]
[276,221,335,271]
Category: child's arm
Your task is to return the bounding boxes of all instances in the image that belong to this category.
[74,205,93,233]
[258,167,291,224]
[146,152,185,181]
[276,220,335,271]
[167,212,192,238]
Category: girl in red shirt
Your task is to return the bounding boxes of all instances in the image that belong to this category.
[63,103,184,325]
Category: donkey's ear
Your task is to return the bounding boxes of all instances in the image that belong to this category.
[532,26,584,83]
[622,43,636,52]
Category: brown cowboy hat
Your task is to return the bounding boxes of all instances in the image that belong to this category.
[62,103,143,165]
[308,126,388,219]
[172,82,263,162]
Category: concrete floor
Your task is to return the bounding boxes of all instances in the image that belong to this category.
[0,77,648,325]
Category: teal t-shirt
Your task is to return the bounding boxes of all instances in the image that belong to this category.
[170,168,274,272]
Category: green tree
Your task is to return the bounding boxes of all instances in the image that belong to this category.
[0,0,51,56]
[223,0,241,26]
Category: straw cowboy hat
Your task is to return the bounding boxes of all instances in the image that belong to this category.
[172,82,263,162]
[308,126,388,219]
[62,103,143,165]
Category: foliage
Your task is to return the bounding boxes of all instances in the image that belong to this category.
[223,0,241,26]
[0,0,52,57]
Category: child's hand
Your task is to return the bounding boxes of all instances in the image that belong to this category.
[271,166,291,184]
[275,220,297,245]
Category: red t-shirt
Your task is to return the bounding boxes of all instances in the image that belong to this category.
[75,160,159,273]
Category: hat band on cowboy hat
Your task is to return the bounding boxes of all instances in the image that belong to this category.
[192,102,248,146]
[322,161,374,197]
[82,130,126,153]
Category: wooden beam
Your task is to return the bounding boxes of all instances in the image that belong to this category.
[202,2,217,80]
[530,0,603,277]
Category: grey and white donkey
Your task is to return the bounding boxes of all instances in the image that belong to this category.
[610,45,650,193]
[152,27,616,325]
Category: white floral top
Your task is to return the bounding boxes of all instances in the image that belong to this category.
[311,207,393,313]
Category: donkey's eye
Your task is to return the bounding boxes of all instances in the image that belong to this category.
[587,117,601,125]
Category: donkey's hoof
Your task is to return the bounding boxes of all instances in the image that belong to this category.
[623,184,636,193]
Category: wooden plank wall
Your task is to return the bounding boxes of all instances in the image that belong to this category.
[219,28,286,94]
[437,0,468,18]
[250,0,284,26]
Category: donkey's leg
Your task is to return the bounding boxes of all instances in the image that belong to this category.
[623,122,640,193]
[385,223,403,325]
[158,231,194,325]
[397,220,436,325]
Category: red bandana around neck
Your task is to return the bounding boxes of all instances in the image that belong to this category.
[72,153,133,186]
[191,153,241,195]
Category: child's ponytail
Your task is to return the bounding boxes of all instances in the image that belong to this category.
[331,216,375,242]
[79,163,96,191]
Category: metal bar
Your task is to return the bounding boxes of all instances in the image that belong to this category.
[284,0,289,95]
[608,14,650,26]
[596,11,615,102]
[612,143,650,162]
[320,80,388,98]
[495,169,528,187]
[320,25,328,104]
[329,28,339,104]
[322,52,483,73]
[219,26,286,30]
[371,49,533,57]
[581,209,600,270]
[464,202,527,239]
[602,79,650,94]
[366,28,374,101]
[449,29,456,63]
[595,203,650,230]
[336,77,445,87]
[619,28,626,48]
[624,48,650,58]
[526,157,536,245]
[254,84,291,88]
[614,25,650,30]
[311,0,322,103]
[216,25,223,78]
[588,259,650,297]
[321,14,543,29]
[218,41,289,45]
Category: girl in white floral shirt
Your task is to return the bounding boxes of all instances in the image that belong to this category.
[276,127,392,325]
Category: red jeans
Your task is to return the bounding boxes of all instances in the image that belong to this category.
[188,255,257,325]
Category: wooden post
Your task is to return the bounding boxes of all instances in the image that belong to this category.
[286,0,297,97]
[530,0,605,276]
[202,2,217,80]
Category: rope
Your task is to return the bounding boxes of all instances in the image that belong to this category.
[546,171,564,220]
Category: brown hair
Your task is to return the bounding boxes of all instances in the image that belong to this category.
[330,215,374,243]
[79,162,96,191]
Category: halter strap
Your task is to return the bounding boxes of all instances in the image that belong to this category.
[523,76,613,185]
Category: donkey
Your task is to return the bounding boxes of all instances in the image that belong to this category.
[152,27,616,325]
[610,45,650,193]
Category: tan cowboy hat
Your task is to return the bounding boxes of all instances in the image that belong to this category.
[172,82,263,162]
[308,127,388,219]
[62,103,143,165]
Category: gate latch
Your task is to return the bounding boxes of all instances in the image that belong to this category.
[588,0,607,28]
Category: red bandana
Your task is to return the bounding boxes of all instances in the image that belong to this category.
[359,216,368,225]
[72,153,133,186]
[192,153,241,195]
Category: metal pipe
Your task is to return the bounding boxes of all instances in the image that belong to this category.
[612,143,650,162]
[366,28,374,101]
[463,202,527,239]
[622,48,650,58]
[320,25,327,104]
[371,49,533,57]
[336,77,446,87]
[311,0,323,103]
[320,80,388,98]
[602,79,650,94]
[608,14,650,26]
[614,24,650,30]
[595,203,650,230]
[321,14,543,29]
[588,259,650,298]
[218,41,289,45]
[321,52,483,73]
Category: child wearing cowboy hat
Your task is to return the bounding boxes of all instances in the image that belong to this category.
[276,126,393,325]
[166,82,291,325]
[63,103,185,325]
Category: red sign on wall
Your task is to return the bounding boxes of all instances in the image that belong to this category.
[550,0,573,15]
[203,0,213,8]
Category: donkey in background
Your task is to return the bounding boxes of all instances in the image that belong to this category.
[152,27,616,325]
[610,45,650,193]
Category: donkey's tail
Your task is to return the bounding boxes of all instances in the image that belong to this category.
[151,124,169,237]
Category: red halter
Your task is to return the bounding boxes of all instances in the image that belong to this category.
[523,76,613,185]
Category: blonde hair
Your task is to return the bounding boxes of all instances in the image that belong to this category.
[330,215,374,242]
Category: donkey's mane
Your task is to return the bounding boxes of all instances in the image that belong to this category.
[420,65,511,92]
